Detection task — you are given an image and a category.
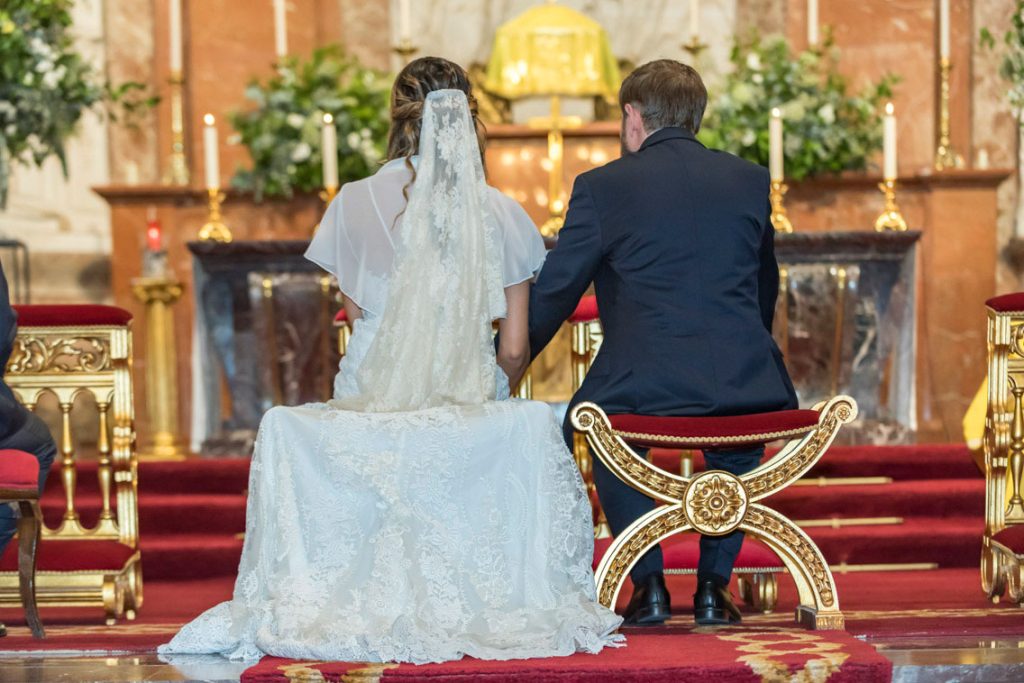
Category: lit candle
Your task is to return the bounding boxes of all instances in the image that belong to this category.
[146,217,163,252]
[322,113,338,189]
[203,113,220,190]
[883,102,897,179]
[689,0,700,40]
[769,107,783,182]
[939,0,950,59]
[169,0,183,73]
[399,0,411,42]
[273,0,288,58]
[807,0,819,47]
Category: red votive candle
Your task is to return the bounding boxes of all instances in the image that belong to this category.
[146,218,162,252]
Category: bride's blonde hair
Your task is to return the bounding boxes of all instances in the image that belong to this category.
[386,57,487,200]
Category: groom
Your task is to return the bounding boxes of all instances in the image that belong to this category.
[528,60,797,626]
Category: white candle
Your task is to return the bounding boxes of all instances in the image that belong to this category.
[203,113,220,190]
[807,0,819,47]
[169,0,183,73]
[769,107,783,182]
[273,0,288,58]
[939,0,950,59]
[322,113,339,189]
[883,102,897,180]
[399,0,411,42]
[689,0,700,40]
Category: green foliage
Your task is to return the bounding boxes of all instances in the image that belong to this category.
[0,0,156,208]
[980,1,1024,123]
[699,32,898,181]
[230,46,392,200]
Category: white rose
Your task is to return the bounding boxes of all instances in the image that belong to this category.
[817,103,835,124]
[746,53,762,71]
[360,127,371,139]
[286,113,305,129]
[346,132,360,149]
[741,129,757,146]
[4,124,15,136]
[41,69,61,89]
[290,142,312,162]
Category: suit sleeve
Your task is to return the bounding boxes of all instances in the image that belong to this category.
[528,175,603,360]
[758,192,780,333]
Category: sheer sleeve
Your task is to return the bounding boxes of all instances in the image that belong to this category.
[488,188,547,287]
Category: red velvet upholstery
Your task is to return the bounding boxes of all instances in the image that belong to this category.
[333,309,348,324]
[993,526,1024,555]
[608,410,821,448]
[13,305,132,327]
[0,540,136,572]
[986,293,1024,313]
[569,295,599,323]
[594,535,782,571]
[0,450,40,492]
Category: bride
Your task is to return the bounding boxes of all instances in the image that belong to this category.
[159,57,623,664]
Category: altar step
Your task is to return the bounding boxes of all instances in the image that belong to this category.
[43,444,984,580]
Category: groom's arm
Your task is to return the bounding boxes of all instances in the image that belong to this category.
[529,175,603,360]
[757,192,780,333]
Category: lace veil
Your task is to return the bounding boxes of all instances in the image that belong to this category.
[335,89,507,412]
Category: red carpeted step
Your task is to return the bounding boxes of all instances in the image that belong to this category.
[140,534,244,580]
[37,493,247,535]
[38,458,252,497]
[770,478,984,519]
[807,516,982,568]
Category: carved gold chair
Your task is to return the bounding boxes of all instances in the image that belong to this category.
[1,305,141,625]
[572,396,857,629]
[0,449,45,637]
[981,293,1024,605]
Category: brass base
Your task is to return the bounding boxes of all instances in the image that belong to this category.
[796,604,845,630]
[198,190,232,242]
[541,214,564,238]
[874,180,908,232]
[770,181,794,233]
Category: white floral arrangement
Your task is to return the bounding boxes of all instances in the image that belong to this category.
[981,1,1024,123]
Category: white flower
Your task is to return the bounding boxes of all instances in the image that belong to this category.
[732,83,754,105]
[41,69,61,89]
[290,142,312,162]
[286,113,305,129]
[781,101,806,121]
[746,53,762,71]
[4,125,15,136]
[346,132,360,149]
[36,59,53,74]
[741,129,757,146]
[0,101,15,119]
[360,127,371,139]
[817,103,835,124]
[752,73,763,84]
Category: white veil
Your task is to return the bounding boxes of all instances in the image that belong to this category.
[335,89,507,413]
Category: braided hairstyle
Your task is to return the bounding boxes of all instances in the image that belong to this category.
[386,57,487,205]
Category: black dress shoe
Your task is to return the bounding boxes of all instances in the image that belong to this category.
[693,579,742,625]
[622,573,671,626]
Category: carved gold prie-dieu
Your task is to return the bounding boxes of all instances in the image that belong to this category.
[573,396,857,630]
[7,334,111,374]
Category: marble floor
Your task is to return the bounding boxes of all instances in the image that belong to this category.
[0,636,1023,682]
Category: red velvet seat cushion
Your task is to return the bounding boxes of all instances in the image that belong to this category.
[13,305,132,327]
[569,295,599,323]
[993,526,1024,555]
[594,535,782,571]
[0,450,40,492]
[0,539,136,572]
[333,309,348,324]
[986,293,1024,313]
[609,410,821,448]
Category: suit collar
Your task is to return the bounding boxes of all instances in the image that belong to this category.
[639,126,700,151]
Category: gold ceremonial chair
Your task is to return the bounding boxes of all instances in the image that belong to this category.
[0,449,46,638]
[981,293,1024,605]
[571,396,857,630]
[2,305,141,625]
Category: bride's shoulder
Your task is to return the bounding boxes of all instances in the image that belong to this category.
[485,186,530,222]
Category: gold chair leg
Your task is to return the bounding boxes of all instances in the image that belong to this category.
[16,501,44,638]
[982,539,1007,602]
[739,572,778,614]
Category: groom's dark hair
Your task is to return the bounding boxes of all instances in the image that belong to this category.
[619,60,708,134]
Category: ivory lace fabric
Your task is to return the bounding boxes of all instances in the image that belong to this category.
[159,91,622,664]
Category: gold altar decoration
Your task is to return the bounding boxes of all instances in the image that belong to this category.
[770,181,794,234]
[934,58,964,171]
[132,277,186,460]
[873,179,908,233]
[485,1,620,237]
[393,39,418,64]
[2,313,142,624]
[981,301,1024,605]
[572,396,858,629]
[198,188,232,242]
[570,310,611,537]
[163,71,190,186]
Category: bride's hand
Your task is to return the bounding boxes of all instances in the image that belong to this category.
[497,281,530,389]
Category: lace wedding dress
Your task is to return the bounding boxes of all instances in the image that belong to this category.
[159,90,623,664]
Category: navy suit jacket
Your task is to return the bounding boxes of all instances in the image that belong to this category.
[529,127,797,418]
[0,261,27,440]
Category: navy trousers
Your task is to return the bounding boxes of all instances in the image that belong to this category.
[0,413,56,555]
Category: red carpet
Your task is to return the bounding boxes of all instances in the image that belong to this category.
[239,630,891,682]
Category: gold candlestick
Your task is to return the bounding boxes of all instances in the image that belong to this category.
[770,180,794,233]
[393,39,418,63]
[131,277,187,460]
[162,71,190,186]
[312,185,338,235]
[682,37,708,58]
[934,58,964,170]
[198,188,232,242]
[874,179,908,232]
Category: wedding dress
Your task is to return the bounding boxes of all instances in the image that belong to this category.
[159,90,623,664]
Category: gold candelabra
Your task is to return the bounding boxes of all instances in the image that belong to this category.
[393,39,418,63]
[198,188,232,242]
[131,277,187,460]
[770,180,794,234]
[935,58,964,171]
[874,179,908,232]
[163,71,190,186]
[312,185,338,235]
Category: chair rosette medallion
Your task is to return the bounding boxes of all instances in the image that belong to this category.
[572,395,858,629]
